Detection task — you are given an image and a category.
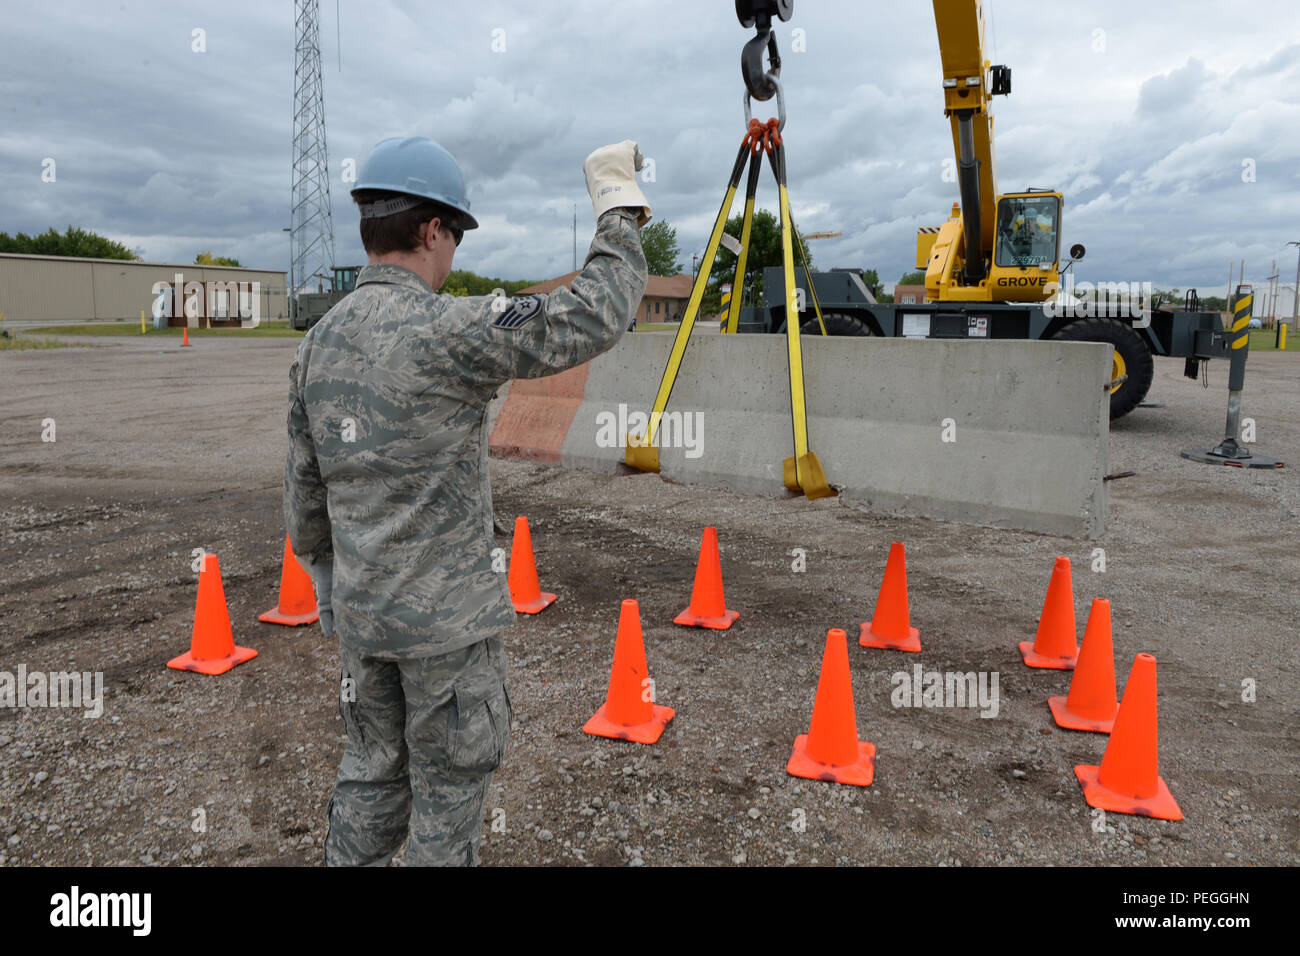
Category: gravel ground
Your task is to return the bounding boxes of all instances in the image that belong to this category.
[0,335,1296,866]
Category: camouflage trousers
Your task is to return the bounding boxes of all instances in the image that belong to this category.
[325,636,511,866]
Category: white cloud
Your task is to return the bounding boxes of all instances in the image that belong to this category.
[0,0,1296,294]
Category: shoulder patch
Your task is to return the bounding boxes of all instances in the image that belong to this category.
[491,295,542,330]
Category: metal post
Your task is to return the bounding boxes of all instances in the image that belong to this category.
[1267,261,1279,329]
[1181,286,1283,468]
[283,227,293,327]
[1288,241,1300,332]
[1219,289,1248,452]
[1220,290,1248,454]
[1278,285,1291,349]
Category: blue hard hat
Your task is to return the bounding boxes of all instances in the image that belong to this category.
[351,136,479,230]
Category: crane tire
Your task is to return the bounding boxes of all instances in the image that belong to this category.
[1052,318,1154,420]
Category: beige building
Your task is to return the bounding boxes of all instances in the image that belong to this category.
[0,253,287,326]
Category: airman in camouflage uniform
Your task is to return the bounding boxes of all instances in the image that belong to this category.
[284,137,649,865]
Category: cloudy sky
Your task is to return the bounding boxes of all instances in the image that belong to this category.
[3,0,1299,305]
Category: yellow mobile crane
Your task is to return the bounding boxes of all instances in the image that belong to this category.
[731,0,1243,423]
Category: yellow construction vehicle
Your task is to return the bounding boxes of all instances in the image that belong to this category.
[729,0,1237,421]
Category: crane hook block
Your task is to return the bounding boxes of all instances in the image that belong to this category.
[735,0,793,28]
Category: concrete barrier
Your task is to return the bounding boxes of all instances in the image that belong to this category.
[490,332,1111,537]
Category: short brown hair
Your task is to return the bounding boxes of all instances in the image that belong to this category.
[354,189,460,255]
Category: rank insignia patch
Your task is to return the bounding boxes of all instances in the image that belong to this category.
[491,295,542,330]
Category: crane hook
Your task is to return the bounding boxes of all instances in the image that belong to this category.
[736,0,793,102]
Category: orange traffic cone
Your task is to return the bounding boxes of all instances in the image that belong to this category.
[181,326,190,347]
[584,599,675,744]
[508,516,556,613]
[1049,598,1119,732]
[859,542,920,652]
[1019,556,1078,669]
[259,534,320,626]
[167,554,258,675]
[787,628,876,786]
[1075,653,1182,820]
[674,526,739,629]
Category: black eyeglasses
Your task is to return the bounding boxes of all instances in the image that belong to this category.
[443,221,463,247]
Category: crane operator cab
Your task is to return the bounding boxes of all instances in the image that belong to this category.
[996,194,1060,268]
[919,189,1066,304]
[977,191,1062,300]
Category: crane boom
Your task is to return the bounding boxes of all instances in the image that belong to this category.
[933,0,1003,284]
[921,0,1062,306]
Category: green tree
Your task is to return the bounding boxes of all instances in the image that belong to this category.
[702,208,812,314]
[860,268,883,298]
[0,226,138,260]
[444,270,537,296]
[898,270,926,286]
[640,220,683,277]
[195,251,242,267]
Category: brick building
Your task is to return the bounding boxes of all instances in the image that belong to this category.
[518,272,693,325]
[894,283,927,305]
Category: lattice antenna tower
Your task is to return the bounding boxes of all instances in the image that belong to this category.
[290,0,335,313]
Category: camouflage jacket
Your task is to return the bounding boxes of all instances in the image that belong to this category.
[284,208,646,658]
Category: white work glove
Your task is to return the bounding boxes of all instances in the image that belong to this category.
[583,140,651,226]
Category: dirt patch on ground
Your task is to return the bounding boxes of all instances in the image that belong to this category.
[1,337,1296,865]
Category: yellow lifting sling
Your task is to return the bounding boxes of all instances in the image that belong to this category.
[624,73,834,500]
